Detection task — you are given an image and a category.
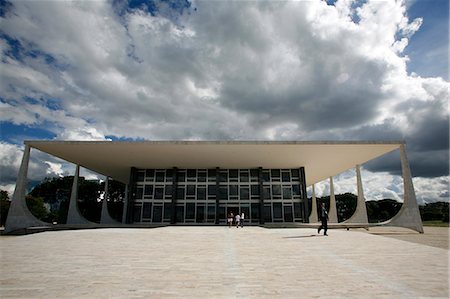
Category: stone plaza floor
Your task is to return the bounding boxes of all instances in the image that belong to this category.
[0,226,448,298]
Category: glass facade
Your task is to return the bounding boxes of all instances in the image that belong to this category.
[129,168,308,224]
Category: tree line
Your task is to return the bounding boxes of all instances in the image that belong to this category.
[1,178,448,225]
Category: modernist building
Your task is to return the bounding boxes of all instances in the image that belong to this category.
[5,140,423,233]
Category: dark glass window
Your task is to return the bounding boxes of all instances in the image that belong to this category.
[291,169,300,178]
[208,169,216,182]
[207,205,215,221]
[197,187,206,200]
[229,185,238,196]
[229,170,238,181]
[271,169,280,179]
[240,171,249,182]
[145,169,154,180]
[294,202,303,218]
[263,205,272,222]
[165,185,173,196]
[186,203,195,219]
[196,205,205,223]
[219,171,228,182]
[240,186,249,200]
[251,203,260,220]
[154,187,164,199]
[135,186,143,199]
[163,203,172,220]
[176,187,185,200]
[176,205,184,222]
[284,205,293,222]
[250,169,259,182]
[262,171,270,182]
[282,171,290,182]
[136,171,145,182]
[143,203,151,219]
[133,205,142,222]
[187,185,196,196]
[208,185,216,196]
[251,185,260,196]
[272,185,281,196]
[219,186,228,200]
[263,186,271,199]
[153,206,162,222]
[198,171,206,182]
[144,185,153,196]
[155,171,165,182]
[283,187,292,199]
[166,169,174,182]
[273,203,282,218]
[219,206,226,220]
[177,171,186,183]
[292,185,300,196]
[187,169,196,182]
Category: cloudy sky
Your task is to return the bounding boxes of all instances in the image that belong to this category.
[0,0,448,203]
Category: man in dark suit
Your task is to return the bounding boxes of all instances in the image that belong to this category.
[318,202,328,236]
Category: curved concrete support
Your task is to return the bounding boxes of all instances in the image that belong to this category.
[309,184,319,223]
[328,177,338,223]
[122,184,129,224]
[4,145,49,233]
[100,178,120,224]
[344,165,369,224]
[66,165,95,225]
[382,144,424,233]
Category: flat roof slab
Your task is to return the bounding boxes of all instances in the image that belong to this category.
[0,227,448,298]
[26,140,402,185]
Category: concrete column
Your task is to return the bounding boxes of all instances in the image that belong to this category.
[4,145,49,234]
[344,165,369,224]
[383,144,424,233]
[100,177,120,224]
[66,165,94,225]
[328,177,338,223]
[309,184,318,223]
[122,184,129,224]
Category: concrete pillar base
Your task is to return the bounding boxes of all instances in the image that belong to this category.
[381,144,423,233]
[4,145,49,234]
[328,177,338,223]
[344,165,369,224]
[66,165,96,225]
[309,184,318,223]
[100,178,121,225]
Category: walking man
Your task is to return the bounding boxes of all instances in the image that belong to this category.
[318,202,328,236]
[235,213,241,228]
[240,212,245,228]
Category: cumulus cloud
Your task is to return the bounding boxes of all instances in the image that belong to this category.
[0,0,448,202]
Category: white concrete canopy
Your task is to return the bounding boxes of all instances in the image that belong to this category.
[26,140,402,186]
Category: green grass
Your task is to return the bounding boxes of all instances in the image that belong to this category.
[422,220,449,227]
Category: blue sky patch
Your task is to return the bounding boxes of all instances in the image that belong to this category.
[0,122,56,144]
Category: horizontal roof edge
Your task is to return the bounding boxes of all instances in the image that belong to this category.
[25,140,406,146]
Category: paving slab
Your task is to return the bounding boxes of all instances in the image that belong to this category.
[0,227,448,298]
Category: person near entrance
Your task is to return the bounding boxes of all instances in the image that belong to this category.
[227,212,233,228]
[240,212,245,228]
[318,202,328,236]
[235,213,241,228]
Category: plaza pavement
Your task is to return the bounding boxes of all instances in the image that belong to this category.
[0,226,448,298]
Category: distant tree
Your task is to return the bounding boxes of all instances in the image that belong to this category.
[0,190,10,226]
[419,202,449,222]
[26,195,50,222]
[366,199,401,222]
[311,193,358,222]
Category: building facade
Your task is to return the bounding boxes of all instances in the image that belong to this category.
[127,167,308,224]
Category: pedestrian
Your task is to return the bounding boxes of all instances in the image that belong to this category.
[318,202,328,236]
[227,211,234,228]
[240,212,245,228]
[235,213,241,228]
